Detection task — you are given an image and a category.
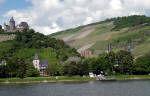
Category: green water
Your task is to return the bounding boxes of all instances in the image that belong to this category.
[0,80,150,96]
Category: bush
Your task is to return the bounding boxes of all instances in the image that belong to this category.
[26,69,40,77]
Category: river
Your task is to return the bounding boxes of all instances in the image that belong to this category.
[0,80,150,96]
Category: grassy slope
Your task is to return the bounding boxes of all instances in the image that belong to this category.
[0,41,60,63]
[51,21,150,57]
[14,48,59,63]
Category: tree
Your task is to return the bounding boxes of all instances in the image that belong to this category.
[17,58,27,79]
[115,50,134,74]
[62,62,79,76]
[0,65,9,78]
[45,62,58,76]
[26,64,40,77]
[134,54,150,75]
[7,57,20,77]
[77,60,89,76]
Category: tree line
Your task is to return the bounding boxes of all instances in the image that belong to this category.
[0,50,150,79]
[45,50,150,76]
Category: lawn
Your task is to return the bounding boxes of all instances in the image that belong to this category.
[0,76,96,84]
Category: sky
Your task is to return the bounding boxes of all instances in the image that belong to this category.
[0,0,150,35]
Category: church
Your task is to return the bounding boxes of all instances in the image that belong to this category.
[3,17,29,32]
[32,54,49,75]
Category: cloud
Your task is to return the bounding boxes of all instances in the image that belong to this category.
[3,0,150,35]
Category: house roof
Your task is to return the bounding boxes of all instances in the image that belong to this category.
[34,54,39,60]
[19,22,29,27]
[40,60,48,67]
[10,17,15,22]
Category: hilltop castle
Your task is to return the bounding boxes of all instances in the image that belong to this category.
[3,17,29,32]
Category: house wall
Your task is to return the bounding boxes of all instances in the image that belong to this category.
[33,60,40,71]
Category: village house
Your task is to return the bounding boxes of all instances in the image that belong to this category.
[80,50,93,58]
[0,60,7,66]
[67,56,81,63]
[32,54,48,75]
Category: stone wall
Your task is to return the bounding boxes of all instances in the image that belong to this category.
[0,34,15,42]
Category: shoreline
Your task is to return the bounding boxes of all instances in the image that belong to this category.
[1,75,150,84]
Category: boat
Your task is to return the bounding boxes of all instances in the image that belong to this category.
[97,75,116,81]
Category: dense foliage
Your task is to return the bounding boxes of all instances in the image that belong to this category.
[0,29,79,61]
[112,15,150,30]
[134,53,150,75]
[45,50,138,76]
[0,57,40,78]
[0,29,79,78]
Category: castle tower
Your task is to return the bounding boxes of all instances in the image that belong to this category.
[9,17,16,31]
[32,54,40,71]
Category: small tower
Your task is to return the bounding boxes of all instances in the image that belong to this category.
[127,45,132,52]
[9,17,16,31]
[32,54,40,71]
[108,41,111,53]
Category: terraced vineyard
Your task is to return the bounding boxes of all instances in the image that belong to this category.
[51,15,150,57]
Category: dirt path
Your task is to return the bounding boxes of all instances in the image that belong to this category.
[77,43,95,53]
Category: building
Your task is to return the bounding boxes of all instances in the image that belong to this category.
[0,60,7,66]
[32,54,40,70]
[67,56,81,63]
[80,50,92,58]
[32,54,48,75]
[89,72,96,78]
[3,17,29,32]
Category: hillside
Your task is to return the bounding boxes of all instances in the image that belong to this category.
[51,15,150,57]
[0,29,79,63]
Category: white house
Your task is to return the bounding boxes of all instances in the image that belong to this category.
[32,54,48,74]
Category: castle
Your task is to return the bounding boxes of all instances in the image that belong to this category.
[3,17,29,32]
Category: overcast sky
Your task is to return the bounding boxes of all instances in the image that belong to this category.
[0,0,150,35]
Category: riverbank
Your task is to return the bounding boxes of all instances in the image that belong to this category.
[1,75,150,84]
[0,76,96,84]
[106,75,150,80]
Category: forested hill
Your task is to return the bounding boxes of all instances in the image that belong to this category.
[0,29,79,63]
[51,15,150,57]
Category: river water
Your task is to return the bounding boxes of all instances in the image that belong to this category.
[0,80,150,96]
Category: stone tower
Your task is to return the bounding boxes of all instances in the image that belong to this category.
[9,17,16,31]
[32,54,40,71]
